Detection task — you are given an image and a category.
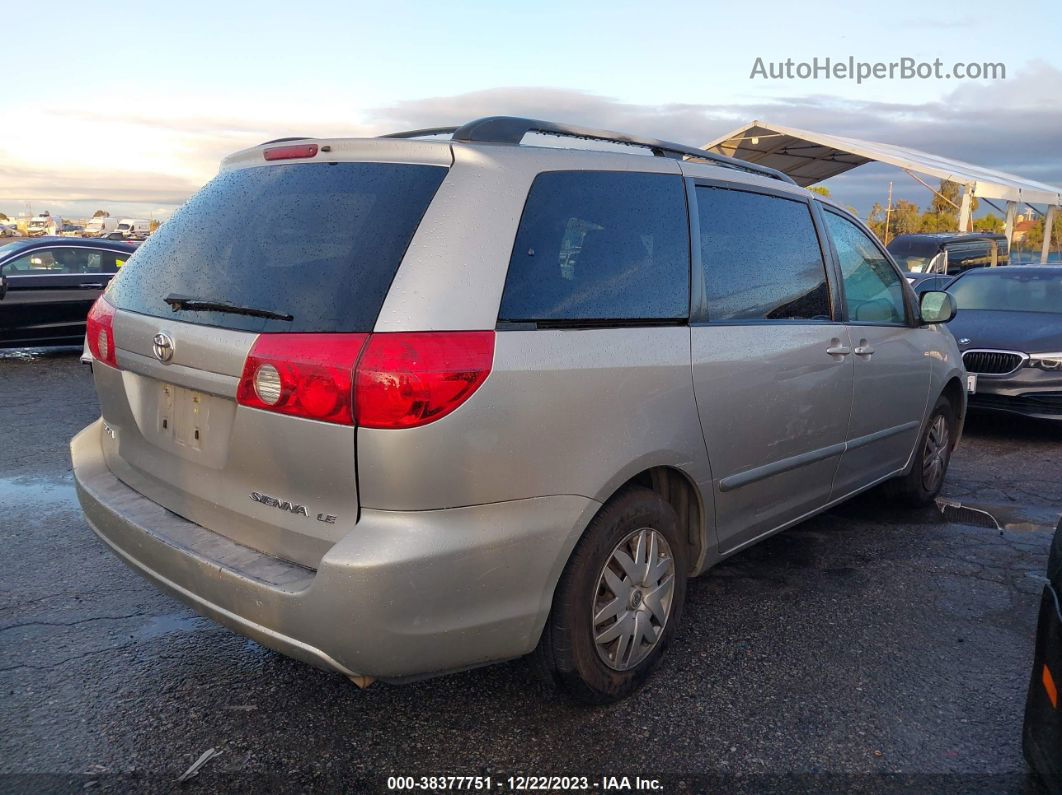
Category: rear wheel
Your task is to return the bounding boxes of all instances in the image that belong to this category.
[888,395,956,506]
[535,487,688,704]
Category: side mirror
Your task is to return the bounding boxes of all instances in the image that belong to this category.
[920,290,956,324]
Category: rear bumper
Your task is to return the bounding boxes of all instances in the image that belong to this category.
[72,419,599,680]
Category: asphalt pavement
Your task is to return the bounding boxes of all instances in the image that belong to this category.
[1,347,1059,793]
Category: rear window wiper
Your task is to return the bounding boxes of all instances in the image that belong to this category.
[164,293,294,322]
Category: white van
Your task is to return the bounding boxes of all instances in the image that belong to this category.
[83,217,119,237]
[115,218,151,239]
[27,212,61,237]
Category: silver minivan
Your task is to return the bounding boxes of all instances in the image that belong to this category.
[72,117,965,703]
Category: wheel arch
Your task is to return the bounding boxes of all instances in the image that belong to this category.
[606,465,707,576]
[940,375,967,447]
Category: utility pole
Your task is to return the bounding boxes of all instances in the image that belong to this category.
[883,181,893,244]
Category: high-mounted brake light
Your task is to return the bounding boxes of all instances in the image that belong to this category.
[86,297,118,368]
[355,332,495,429]
[237,334,368,425]
[235,332,495,428]
[263,144,318,161]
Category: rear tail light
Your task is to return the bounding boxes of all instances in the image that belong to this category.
[236,332,494,427]
[355,332,495,429]
[237,334,368,425]
[86,297,118,368]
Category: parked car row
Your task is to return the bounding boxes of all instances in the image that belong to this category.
[86,217,152,240]
[0,215,153,241]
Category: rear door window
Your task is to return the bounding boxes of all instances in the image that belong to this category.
[695,186,831,322]
[946,241,991,273]
[105,162,447,333]
[6,247,93,274]
[498,171,690,324]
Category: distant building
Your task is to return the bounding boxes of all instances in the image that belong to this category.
[1013,219,1037,242]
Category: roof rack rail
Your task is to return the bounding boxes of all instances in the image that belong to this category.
[259,136,313,146]
[380,126,460,139]
[379,116,796,185]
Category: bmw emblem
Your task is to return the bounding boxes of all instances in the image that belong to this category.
[958,337,971,346]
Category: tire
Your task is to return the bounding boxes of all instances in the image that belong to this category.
[535,486,688,704]
[887,394,957,506]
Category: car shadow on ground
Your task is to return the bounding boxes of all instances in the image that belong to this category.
[962,411,1062,442]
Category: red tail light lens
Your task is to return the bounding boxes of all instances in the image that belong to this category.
[237,334,368,425]
[86,297,118,368]
[263,144,318,161]
[354,332,495,429]
[236,331,494,428]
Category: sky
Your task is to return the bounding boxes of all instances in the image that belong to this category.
[1,0,1060,222]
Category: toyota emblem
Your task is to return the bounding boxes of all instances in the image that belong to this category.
[152,332,175,363]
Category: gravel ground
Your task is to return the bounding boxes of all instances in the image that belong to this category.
[1,347,1059,793]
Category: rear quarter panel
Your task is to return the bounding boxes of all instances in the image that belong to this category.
[356,327,711,516]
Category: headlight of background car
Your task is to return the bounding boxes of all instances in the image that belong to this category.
[1027,353,1062,370]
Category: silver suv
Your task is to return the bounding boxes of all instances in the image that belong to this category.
[72,117,966,703]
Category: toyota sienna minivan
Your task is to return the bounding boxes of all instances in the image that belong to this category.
[72,117,966,703]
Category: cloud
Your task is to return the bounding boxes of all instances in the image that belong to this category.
[3,62,1059,219]
[893,16,975,29]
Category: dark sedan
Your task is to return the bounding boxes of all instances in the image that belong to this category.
[0,237,139,348]
[946,266,1062,422]
[1024,516,1062,793]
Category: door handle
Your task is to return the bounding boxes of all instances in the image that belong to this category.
[854,340,875,356]
[79,282,104,288]
[826,339,851,357]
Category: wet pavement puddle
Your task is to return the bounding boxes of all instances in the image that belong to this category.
[0,474,78,508]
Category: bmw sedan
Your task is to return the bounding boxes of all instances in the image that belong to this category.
[0,237,139,348]
[946,266,1062,422]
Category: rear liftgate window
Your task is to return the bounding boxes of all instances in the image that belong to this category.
[499,171,690,325]
[105,162,448,333]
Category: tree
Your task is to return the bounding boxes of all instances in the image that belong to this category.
[807,185,831,198]
[866,203,886,239]
[1019,215,1062,256]
[891,199,922,236]
[972,214,1003,234]
[929,180,977,230]
[0,212,8,221]
[92,209,110,218]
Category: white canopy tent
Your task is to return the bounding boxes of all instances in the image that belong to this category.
[704,121,1062,263]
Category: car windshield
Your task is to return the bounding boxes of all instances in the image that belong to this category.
[892,255,932,273]
[948,269,1062,314]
